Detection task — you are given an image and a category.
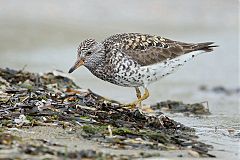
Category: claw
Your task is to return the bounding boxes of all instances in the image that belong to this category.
[124,88,149,109]
[123,101,139,109]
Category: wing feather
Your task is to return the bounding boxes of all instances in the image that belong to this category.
[103,33,216,66]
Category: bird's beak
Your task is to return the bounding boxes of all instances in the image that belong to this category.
[68,59,85,73]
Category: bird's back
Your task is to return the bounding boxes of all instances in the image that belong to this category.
[102,33,216,66]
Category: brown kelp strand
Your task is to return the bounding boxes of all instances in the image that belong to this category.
[0,68,215,159]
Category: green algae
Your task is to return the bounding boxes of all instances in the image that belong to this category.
[140,130,170,144]
[112,127,137,136]
[82,125,108,135]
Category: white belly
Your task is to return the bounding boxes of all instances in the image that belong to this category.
[139,51,205,87]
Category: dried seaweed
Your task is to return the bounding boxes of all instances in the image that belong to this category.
[151,100,210,115]
[0,68,215,159]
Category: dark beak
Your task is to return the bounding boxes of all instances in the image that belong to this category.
[68,59,85,73]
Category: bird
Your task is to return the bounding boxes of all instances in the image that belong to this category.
[68,33,217,107]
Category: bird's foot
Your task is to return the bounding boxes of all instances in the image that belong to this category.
[123,88,149,110]
[123,103,154,115]
[123,100,142,110]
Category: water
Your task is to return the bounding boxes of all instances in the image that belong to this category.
[0,0,239,159]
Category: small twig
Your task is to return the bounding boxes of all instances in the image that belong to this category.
[108,125,113,137]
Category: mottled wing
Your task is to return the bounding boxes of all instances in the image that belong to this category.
[103,33,215,66]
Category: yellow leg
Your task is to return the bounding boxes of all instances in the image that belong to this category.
[126,88,149,108]
[135,87,141,99]
[140,88,149,103]
[135,87,142,107]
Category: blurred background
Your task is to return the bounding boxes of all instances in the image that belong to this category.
[0,0,238,102]
[0,0,239,157]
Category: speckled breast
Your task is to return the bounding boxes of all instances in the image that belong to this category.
[106,51,146,87]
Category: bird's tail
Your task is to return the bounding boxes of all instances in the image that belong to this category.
[193,42,218,52]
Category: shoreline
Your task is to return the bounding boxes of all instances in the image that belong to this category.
[0,68,238,159]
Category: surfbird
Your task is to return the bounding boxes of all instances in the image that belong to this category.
[68,33,217,107]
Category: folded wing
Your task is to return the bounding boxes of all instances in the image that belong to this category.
[103,33,217,66]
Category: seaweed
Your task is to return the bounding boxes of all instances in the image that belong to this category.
[0,68,215,159]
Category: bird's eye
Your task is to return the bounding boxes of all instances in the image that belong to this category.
[86,51,92,56]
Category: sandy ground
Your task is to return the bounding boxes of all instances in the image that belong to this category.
[0,126,218,159]
[0,125,236,160]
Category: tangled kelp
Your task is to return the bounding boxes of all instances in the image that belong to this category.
[0,68,215,159]
[151,100,210,115]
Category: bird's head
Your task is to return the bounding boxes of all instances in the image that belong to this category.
[68,39,104,73]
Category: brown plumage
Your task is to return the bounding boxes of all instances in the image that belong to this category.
[103,33,217,66]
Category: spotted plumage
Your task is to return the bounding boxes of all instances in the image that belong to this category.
[69,33,217,107]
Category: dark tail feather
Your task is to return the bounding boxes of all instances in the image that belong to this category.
[194,42,218,52]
